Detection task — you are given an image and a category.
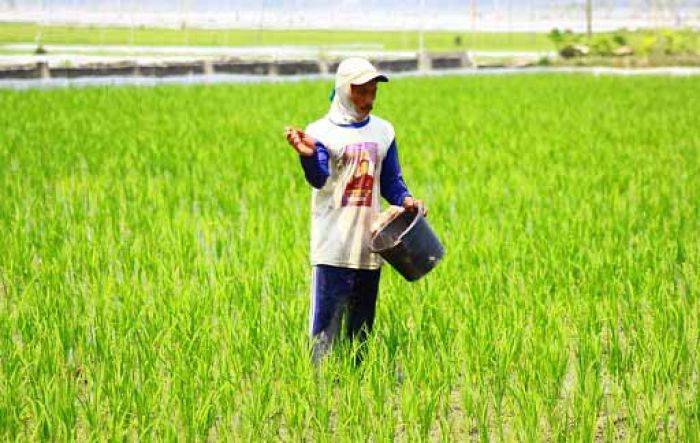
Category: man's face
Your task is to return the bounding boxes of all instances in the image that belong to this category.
[350,80,378,120]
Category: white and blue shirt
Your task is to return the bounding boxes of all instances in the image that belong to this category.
[300,114,411,270]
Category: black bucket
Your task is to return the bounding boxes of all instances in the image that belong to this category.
[369,210,445,281]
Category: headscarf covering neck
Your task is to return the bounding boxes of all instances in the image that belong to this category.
[327,83,366,126]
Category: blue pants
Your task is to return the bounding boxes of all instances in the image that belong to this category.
[309,264,381,363]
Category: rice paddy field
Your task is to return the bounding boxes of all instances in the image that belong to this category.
[0,74,698,440]
[0,22,552,51]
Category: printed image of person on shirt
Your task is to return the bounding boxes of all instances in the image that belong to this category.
[284,57,425,364]
[342,143,377,207]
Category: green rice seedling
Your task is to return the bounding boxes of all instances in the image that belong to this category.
[0,73,698,439]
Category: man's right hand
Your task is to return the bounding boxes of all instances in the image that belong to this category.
[284,126,317,157]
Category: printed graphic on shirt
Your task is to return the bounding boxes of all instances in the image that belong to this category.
[341,142,378,207]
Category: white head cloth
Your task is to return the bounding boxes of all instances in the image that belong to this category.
[327,57,388,126]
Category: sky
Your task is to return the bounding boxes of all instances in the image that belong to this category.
[1,0,698,31]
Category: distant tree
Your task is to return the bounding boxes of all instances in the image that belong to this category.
[549,28,563,46]
[613,33,627,46]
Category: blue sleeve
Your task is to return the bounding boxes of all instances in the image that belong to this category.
[299,141,330,189]
[380,139,411,206]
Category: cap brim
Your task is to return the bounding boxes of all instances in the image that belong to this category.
[350,72,389,85]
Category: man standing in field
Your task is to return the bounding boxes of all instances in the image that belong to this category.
[284,58,424,364]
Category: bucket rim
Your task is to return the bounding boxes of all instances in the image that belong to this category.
[369,209,424,253]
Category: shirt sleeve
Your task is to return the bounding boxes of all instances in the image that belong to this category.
[380,139,411,206]
[299,141,330,189]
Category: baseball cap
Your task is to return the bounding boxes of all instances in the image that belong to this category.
[335,57,389,89]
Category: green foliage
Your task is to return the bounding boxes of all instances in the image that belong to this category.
[550,27,699,58]
[639,35,659,56]
[548,28,589,58]
[548,28,580,50]
[536,55,551,66]
[612,32,627,46]
[659,29,697,55]
[548,27,564,45]
[636,30,698,56]
[0,75,699,439]
[591,35,614,56]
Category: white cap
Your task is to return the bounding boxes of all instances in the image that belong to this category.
[335,57,389,89]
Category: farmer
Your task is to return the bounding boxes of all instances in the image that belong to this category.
[284,57,424,364]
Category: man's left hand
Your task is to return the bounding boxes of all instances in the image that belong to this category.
[402,196,427,217]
